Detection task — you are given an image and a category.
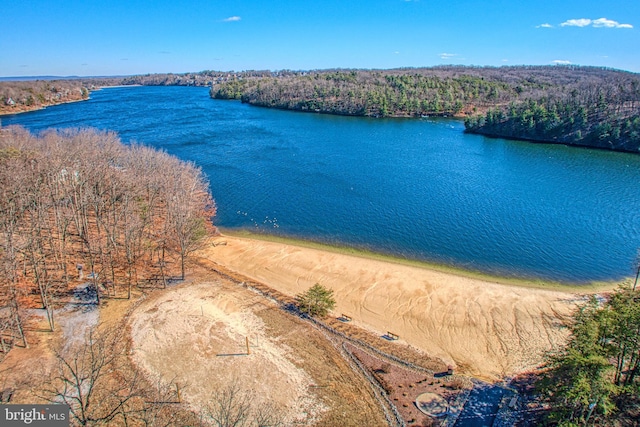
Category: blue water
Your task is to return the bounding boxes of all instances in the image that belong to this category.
[3,85,640,283]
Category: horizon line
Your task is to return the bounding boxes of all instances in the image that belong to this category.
[1,63,638,81]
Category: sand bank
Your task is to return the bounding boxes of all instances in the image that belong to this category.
[200,234,598,380]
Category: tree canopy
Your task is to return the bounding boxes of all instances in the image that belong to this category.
[296,283,336,317]
[538,286,640,425]
[208,65,640,153]
[0,126,215,348]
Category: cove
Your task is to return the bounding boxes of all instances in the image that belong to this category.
[3,85,640,284]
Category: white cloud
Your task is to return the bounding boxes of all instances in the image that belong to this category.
[439,53,457,59]
[561,18,592,27]
[552,60,572,65]
[560,17,632,29]
[592,18,628,28]
[592,18,616,27]
[223,16,241,22]
[536,23,553,28]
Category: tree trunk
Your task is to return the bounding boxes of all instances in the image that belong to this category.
[13,300,28,348]
[181,253,185,281]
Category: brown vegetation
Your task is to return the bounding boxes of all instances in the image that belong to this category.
[0,126,214,358]
[0,81,91,115]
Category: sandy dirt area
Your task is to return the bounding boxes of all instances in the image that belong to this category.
[1,273,387,426]
[0,283,102,403]
[128,278,387,426]
[200,235,590,380]
[130,281,325,424]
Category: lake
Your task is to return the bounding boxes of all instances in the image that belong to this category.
[3,85,640,283]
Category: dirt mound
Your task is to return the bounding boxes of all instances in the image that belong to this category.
[129,281,326,424]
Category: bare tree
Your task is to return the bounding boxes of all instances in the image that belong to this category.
[0,126,217,355]
[166,161,215,280]
[252,402,285,427]
[0,129,32,346]
[205,383,284,427]
[137,376,201,427]
[206,383,253,427]
[43,325,143,426]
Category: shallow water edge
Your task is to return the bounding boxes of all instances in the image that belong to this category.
[218,228,622,292]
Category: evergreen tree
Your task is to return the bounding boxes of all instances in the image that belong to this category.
[538,286,640,425]
[296,283,336,317]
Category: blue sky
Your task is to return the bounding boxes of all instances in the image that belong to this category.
[1,0,638,76]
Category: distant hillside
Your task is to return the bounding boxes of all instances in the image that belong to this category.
[210,66,640,153]
[0,80,91,115]
[0,76,82,82]
[4,66,639,153]
[119,70,273,87]
[0,71,264,116]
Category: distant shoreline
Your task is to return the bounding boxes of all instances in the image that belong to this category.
[0,96,88,117]
[96,84,142,89]
[0,84,141,117]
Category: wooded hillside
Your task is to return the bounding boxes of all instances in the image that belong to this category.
[464,75,640,152]
[0,80,91,115]
[210,66,640,153]
[211,66,524,117]
[0,126,215,352]
[4,66,639,153]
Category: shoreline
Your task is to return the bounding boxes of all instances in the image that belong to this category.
[0,96,89,117]
[0,84,139,117]
[220,228,621,292]
[96,84,142,89]
[201,232,617,379]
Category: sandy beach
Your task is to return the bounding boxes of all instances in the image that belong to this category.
[199,234,596,380]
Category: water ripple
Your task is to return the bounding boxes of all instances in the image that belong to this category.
[4,86,640,283]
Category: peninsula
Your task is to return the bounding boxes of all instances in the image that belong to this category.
[209,66,640,153]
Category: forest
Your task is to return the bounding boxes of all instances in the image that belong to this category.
[538,285,640,426]
[464,84,640,152]
[0,126,215,348]
[209,66,640,153]
[0,80,91,115]
[4,66,639,153]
